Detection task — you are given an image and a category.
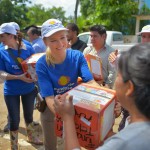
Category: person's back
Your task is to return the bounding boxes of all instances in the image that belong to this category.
[66,23,87,52]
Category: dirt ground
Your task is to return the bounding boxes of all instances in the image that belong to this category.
[0,84,44,150]
[0,83,121,150]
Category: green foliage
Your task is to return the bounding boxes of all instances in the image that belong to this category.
[79,0,139,34]
[0,0,30,28]
[139,4,150,15]
[26,5,67,27]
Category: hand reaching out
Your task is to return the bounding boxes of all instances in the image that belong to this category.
[54,94,75,121]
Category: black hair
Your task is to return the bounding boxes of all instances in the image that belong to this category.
[66,23,79,35]
[118,43,150,119]
[28,27,40,36]
[89,25,106,35]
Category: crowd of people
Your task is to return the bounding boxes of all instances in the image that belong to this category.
[0,18,150,150]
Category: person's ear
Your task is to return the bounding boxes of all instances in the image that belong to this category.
[126,80,134,96]
[102,34,107,40]
[43,38,47,45]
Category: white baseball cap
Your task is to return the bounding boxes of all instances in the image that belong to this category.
[41,18,68,39]
[0,23,17,35]
[10,22,20,30]
[137,25,150,35]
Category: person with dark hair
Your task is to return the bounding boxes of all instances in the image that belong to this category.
[0,23,42,149]
[54,43,150,150]
[2,21,36,133]
[66,23,87,52]
[83,25,116,88]
[27,27,46,53]
[108,24,150,131]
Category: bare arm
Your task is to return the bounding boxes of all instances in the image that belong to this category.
[0,71,35,83]
[45,96,55,114]
[54,94,81,150]
[86,79,108,88]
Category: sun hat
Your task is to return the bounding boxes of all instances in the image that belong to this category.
[0,23,17,35]
[41,18,68,39]
[10,22,20,30]
[137,25,150,35]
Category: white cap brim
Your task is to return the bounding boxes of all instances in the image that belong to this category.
[42,28,68,38]
[137,31,150,35]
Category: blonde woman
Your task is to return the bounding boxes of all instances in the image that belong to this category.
[36,18,98,150]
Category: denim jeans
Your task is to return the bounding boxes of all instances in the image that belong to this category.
[4,89,36,131]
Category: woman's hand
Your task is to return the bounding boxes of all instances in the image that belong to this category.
[54,94,75,121]
[17,73,35,83]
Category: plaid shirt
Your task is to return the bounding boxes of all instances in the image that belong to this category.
[83,44,116,88]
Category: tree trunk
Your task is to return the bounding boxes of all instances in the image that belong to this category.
[74,0,79,23]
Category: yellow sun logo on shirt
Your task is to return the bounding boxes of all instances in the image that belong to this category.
[17,57,23,63]
[58,76,70,86]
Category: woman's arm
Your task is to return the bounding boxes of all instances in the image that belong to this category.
[45,96,55,114]
[0,70,35,83]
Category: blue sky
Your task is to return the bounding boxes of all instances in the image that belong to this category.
[145,0,150,8]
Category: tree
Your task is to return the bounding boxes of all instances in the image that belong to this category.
[74,0,80,23]
[26,5,67,27]
[139,4,150,15]
[79,0,139,34]
[0,0,31,28]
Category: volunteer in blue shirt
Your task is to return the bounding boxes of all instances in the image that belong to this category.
[36,18,99,150]
[0,22,42,149]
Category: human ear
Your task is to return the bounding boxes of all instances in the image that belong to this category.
[126,80,134,96]
[102,34,107,40]
[43,38,47,45]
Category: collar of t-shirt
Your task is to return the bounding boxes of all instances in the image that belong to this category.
[4,43,27,50]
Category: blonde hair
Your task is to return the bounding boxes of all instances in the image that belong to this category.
[46,47,55,66]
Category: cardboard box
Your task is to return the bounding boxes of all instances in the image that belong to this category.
[55,83,116,150]
[85,54,103,82]
[21,53,45,80]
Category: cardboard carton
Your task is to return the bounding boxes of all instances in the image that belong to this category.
[85,54,103,82]
[21,53,45,80]
[55,83,116,149]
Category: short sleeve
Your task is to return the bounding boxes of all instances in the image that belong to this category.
[36,57,54,97]
[78,52,93,82]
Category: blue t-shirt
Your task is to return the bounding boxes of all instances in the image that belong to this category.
[0,42,4,48]
[0,44,35,95]
[22,39,32,47]
[36,49,93,97]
